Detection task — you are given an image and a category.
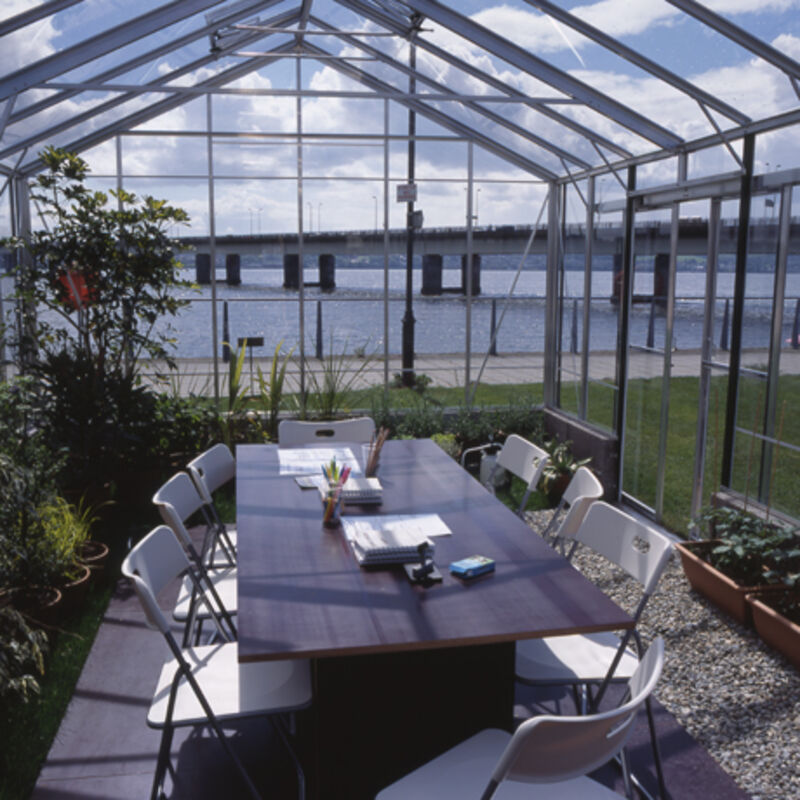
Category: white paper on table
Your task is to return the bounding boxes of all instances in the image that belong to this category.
[278,446,362,476]
[342,514,451,545]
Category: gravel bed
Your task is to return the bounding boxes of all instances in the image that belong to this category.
[526,510,800,800]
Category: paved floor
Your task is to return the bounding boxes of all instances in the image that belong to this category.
[32,529,752,800]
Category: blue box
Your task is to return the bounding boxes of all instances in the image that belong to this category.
[449,555,495,579]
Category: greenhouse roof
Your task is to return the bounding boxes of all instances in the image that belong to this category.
[1,0,799,181]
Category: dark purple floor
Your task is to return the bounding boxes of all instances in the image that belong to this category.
[32,571,752,800]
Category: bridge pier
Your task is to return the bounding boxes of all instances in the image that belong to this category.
[461,253,481,295]
[195,253,211,285]
[283,253,299,289]
[421,254,443,295]
[319,254,336,291]
[225,253,241,286]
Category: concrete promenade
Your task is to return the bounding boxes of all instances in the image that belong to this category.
[138,347,800,397]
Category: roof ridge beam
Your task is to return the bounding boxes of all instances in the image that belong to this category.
[0,0,226,104]
[335,0,631,158]
[400,0,683,149]
[300,40,557,180]
[665,0,800,81]
[522,0,749,126]
[311,16,591,168]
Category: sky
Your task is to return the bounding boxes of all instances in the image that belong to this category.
[1,0,799,237]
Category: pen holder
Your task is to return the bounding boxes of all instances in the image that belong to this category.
[322,487,343,528]
[362,443,380,478]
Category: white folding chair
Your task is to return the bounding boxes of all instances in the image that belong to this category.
[377,638,664,800]
[187,443,237,567]
[516,501,672,797]
[461,434,550,517]
[277,416,375,446]
[153,472,238,646]
[122,526,311,800]
[541,465,604,549]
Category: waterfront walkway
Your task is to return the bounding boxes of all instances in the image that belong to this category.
[140,347,800,397]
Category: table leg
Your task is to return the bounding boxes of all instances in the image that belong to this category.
[309,642,515,800]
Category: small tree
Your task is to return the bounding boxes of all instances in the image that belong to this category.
[2,147,194,497]
[4,146,193,376]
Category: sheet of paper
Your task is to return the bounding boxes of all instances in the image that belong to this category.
[278,446,362,476]
[342,514,451,545]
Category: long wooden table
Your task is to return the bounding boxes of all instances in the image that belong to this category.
[236,439,632,798]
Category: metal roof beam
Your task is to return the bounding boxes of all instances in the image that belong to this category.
[665,0,800,81]
[311,16,590,168]
[5,0,284,128]
[0,0,84,38]
[336,0,631,158]
[15,42,298,176]
[301,41,558,180]
[0,0,227,104]
[400,0,684,149]
[523,0,749,126]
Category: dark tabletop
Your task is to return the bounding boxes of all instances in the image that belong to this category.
[235,438,632,663]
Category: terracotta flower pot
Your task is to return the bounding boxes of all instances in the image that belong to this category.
[675,540,766,626]
[78,540,110,572]
[747,588,800,669]
[4,585,63,629]
[57,563,92,619]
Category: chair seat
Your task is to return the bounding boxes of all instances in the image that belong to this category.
[516,631,640,685]
[147,641,312,728]
[376,728,629,799]
[173,567,238,621]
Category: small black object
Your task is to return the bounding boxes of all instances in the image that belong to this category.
[404,542,442,584]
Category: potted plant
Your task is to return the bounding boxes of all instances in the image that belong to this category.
[677,505,798,625]
[746,580,800,669]
[0,606,48,704]
[540,438,591,505]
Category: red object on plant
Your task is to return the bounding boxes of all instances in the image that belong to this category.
[58,270,96,309]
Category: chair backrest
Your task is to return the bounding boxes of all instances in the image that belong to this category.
[572,501,673,596]
[556,466,604,540]
[496,434,549,491]
[490,638,664,788]
[278,416,375,446]
[122,525,192,634]
[187,443,235,505]
[152,472,205,550]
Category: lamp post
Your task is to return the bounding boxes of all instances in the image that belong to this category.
[249,208,253,235]
[306,201,312,233]
[256,207,263,235]
[475,187,481,225]
[318,202,322,232]
[371,194,378,231]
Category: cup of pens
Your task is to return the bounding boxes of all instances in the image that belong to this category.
[363,427,388,478]
[322,458,350,529]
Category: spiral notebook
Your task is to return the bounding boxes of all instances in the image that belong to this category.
[342,514,450,566]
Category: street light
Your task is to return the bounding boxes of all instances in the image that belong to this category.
[256,206,263,235]
[318,202,322,232]
[475,187,481,225]
[371,194,378,231]
[249,208,253,235]
[306,201,312,233]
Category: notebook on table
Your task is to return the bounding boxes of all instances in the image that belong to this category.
[342,514,451,566]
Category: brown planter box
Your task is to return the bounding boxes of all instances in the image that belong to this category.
[747,589,800,670]
[675,540,765,626]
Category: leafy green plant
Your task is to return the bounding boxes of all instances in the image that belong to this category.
[431,433,459,460]
[540,438,591,497]
[304,336,374,419]
[695,506,800,587]
[256,340,295,439]
[0,607,48,704]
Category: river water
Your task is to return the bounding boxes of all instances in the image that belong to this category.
[162,266,800,359]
